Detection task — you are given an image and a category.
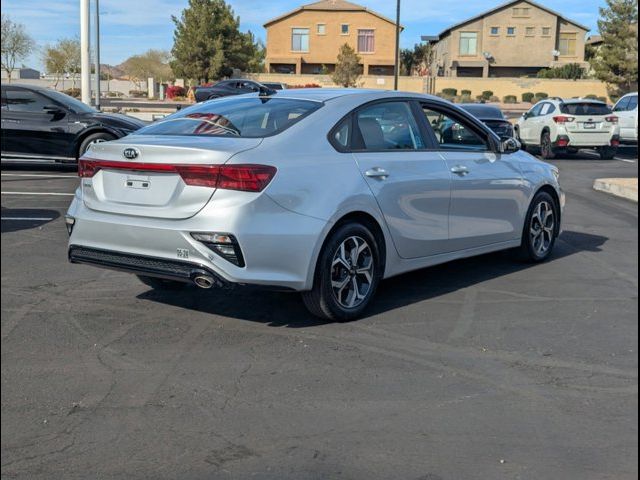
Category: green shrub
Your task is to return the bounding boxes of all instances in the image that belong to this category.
[481,90,494,100]
[535,92,549,99]
[597,96,608,103]
[461,89,472,96]
[537,63,586,80]
[522,92,535,103]
[62,88,81,98]
[442,88,458,96]
[128,90,146,98]
[584,94,599,99]
[503,95,518,104]
[489,96,500,103]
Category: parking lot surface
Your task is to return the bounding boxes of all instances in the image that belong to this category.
[1,148,638,479]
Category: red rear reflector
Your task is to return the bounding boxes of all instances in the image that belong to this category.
[78,159,276,192]
[605,116,619,123]
[553,116,575,124]
[611,138,620,146]
[556,138,569,147]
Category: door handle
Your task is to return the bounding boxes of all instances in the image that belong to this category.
[450,165,469,176]
[365,167,389,179]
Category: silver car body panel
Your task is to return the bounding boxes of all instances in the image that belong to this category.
[68,89,563,291]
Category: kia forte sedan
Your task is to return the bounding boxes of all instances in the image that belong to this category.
[67,89,564,321]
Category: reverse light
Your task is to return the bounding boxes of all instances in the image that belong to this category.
[605,116,619,124]
[552,116,575,124]
[64,215,75,236]
[78,159,276,192]
[191,232,245,267]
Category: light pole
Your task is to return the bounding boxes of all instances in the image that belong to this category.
[80,0,91,105]
[94,0,101,109]
[393,0,401,90]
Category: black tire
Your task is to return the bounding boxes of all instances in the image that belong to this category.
[597,146,617,160]
[78,132,116,158]
[540,131,556,160]
[302,223,381,321]
[137,275,187,290]
[518,191,559,263]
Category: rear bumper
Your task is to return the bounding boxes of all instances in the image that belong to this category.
[558,132,618,148]
[69,246,230,288]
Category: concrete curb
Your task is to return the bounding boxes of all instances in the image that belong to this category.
[593,178,638,202]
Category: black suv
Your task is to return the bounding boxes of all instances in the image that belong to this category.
[1,84,146,164]
[193,79,270,102]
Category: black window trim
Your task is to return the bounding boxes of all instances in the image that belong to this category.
[2,86,67,115]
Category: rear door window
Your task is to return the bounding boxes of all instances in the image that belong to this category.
[5,88,49,113]
[539,103,555,116]
[560,102,612,116]
[628,95,638,110]
[354,101,425,151]
[614,97,630,112]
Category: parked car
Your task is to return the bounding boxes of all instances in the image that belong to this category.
[261,82,288,91]
[1,84,146,164]
[515,98,620,159]
[67,89,563,321]
[193,79,272,102]
[612,91,638,144]
[460,103,514,139]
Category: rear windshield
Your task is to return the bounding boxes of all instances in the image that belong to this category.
[134,97,321,138]
[560,102,611,116]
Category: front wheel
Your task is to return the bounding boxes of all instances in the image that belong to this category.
[518,191,558,262]
[302,223,381,321]
[597,146,617,160]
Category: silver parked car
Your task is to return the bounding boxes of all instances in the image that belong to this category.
[66,89,564,321]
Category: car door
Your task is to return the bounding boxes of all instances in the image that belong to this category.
[519,103,543,143]
[614,94,637,139]
[530,102,555,143]
[420,102,525,252]
[2,86,72,158]
[349,100,451,259]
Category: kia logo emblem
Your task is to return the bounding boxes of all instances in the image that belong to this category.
[123,148,139,159]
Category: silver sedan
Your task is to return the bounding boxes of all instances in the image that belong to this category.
[66,89,564,320]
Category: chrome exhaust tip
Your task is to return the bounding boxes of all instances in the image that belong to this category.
[193,274,215,289]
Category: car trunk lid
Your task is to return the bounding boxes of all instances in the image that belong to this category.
[80,135,262,219]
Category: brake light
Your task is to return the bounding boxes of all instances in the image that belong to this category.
[605,116,619,123]
[78,159,276,192]
[553,116,575,124]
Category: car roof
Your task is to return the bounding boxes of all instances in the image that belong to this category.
[262,88,439,103]
[1,83,48,92]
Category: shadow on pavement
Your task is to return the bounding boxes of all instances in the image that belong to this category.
[137,230,608,327]
[1,208,61,234]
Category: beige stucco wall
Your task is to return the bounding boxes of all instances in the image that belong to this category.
[432,0,588,76]
[250,73,611,102]
[265,10,397,72]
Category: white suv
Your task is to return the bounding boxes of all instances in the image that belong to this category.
[612,92,638,144]
[515,98,621,159]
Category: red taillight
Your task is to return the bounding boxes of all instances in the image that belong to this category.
[553,116,575,124]
[605,115,619,124]
[78,159,276,192]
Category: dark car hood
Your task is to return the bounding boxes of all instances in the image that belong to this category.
[78,112,148,130]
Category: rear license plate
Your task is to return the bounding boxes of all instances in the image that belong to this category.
[583,122,596,129]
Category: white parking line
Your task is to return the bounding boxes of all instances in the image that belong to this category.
[1,217,54,221]
[1,174,77,178]
[1,192,74,196]
[615,158,636,163]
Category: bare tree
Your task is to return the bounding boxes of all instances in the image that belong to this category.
[122,49,174,91]
[1,14,36,82]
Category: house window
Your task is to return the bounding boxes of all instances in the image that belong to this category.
[317,24,326,35]
[526,27,535,36]
[513,7,530,16]
[291,28,309,52]
[490,27,500,35]
[459,32,478,55]
[559,32,577,55]
[542,27,551,36]
[357,29,375,53]
[507,27,516,36]
[341,24,349,35]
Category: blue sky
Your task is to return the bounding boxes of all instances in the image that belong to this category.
[2,0,605,71]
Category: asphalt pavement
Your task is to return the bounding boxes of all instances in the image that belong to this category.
[1,147,638,479]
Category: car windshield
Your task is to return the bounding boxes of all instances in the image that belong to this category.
[44,89,96,114]
[560,102,611,116]
[135,97,321,138]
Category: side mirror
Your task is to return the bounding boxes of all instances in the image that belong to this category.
[522,112,529,119]
[43,105,65,115]
[500,136,521,154]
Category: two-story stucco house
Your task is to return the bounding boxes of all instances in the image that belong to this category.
[264,0,400,75]
[423,0,590,78]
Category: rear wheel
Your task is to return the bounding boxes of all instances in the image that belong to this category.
[540,131,556,160]
[78,132,115,157]
[302,223,381,321]
[518,191,558,262]
[597,146,617,160]
[137,275,187,290]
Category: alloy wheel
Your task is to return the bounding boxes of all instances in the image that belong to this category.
[530,200,555,256]
[330,236,374,309]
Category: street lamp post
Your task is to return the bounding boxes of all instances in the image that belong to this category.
[94,0,101,110]
[80,0,91,105]
[393,0,401,90]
